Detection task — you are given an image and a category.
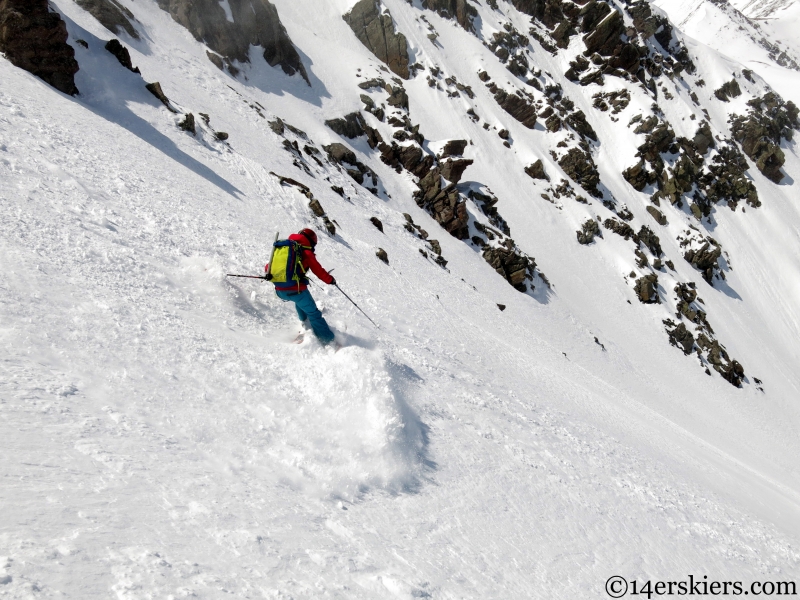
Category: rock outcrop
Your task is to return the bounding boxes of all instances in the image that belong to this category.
[440,158,473,184]
[422,0,476,31]
[684,240,722,285]
[487,84,537,128]
[576,218,600,245]
[324,142,380,191]
[730,93,799,184]
[634,274,659,304]
[325,112,383,149]
[714,78,741,102]
[379,142,436,178]
[75,0,138,39]
[666,322,695,355]
[525,160,549,180]
[439,139,468,158]
[344,0,409,79]
[414,167,469,239]
[559,148,601,198]
[0,0,79,95]
[155,0,307,81]
[105,38,139,73]
[483,246,534,292]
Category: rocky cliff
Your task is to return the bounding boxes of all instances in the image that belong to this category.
[0,0,78,95]
[156,0,307,81]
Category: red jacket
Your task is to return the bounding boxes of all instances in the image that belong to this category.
[265,233,334,292]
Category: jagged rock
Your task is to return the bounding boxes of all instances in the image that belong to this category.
[628,1,660,39]
[622,160,650,191]
[308,198,325,217]
[469,190,510,235]
[155,0,307,81]
[558,148,601,198]
[343,0,409,79]
[551,20,576,48]
[483,246,532,292]
[582,7,625,57]
[592,89,631,114]
[326,112,366,139]
[145,82,177,112]
[603,218,637,241]
[718,359,745,387]
[635,248,649,268]
[215,131,229,141]
[379,142,435,178]
[104,39,139,73]
[525,160,549,181]
[730,93,798,183]
[440,139,468,158]
[684,241,722,285]
[376,248,389,264]
[674,283,713,333]
[646,206,667,226]
[633,115,658,135]
[75,0,138,39]
[638,124,675,162]
[565,55,590,81]
[0,0,79,95]
[178,113,196,135]
[566,110,597,142]
[322,217,336,237]
[576,218,600,245]
[692,122,715,155]
[268,118,285,136]
[359,78,387,91]
[579,1,611,33]
[324,143,379,188]
[370,216,384,232]
[714,79,741,102]
[414,167,469,239]
[491,88,537,129]
[440,158,473,184]
[697,335,745,387]
[422,0,477,31]
[509,0,564,29]
[700,143,759,208]
[637,225,662,256]
[545,114,562,132]
[634,274,659,304]
[325,112,382,149]
[667,322,695,355]
[386,85,409,110]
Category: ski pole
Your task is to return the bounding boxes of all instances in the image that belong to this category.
[226,274,268,280]
[335,283,380,329]
[226,232,280,282]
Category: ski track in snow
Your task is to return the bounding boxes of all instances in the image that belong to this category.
[1,0,800,597]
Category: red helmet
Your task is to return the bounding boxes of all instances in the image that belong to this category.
[299,228,318,247]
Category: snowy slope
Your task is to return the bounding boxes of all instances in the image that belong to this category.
[655,0,800,102]
[2,0,800,597]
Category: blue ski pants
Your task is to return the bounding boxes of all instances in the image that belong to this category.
[276,289,335,344]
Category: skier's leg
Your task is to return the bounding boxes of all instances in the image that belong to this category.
[276,290,308,324]
[294,290,334,344]
[294,302,308,323]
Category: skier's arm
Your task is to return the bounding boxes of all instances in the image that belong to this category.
[304,251,335,284]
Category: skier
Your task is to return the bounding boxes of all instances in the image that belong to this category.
[265,228,337,345]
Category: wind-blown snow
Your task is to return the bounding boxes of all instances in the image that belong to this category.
[1,0,800,597]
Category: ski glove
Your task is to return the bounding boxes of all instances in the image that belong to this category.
[329,277,336,286]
